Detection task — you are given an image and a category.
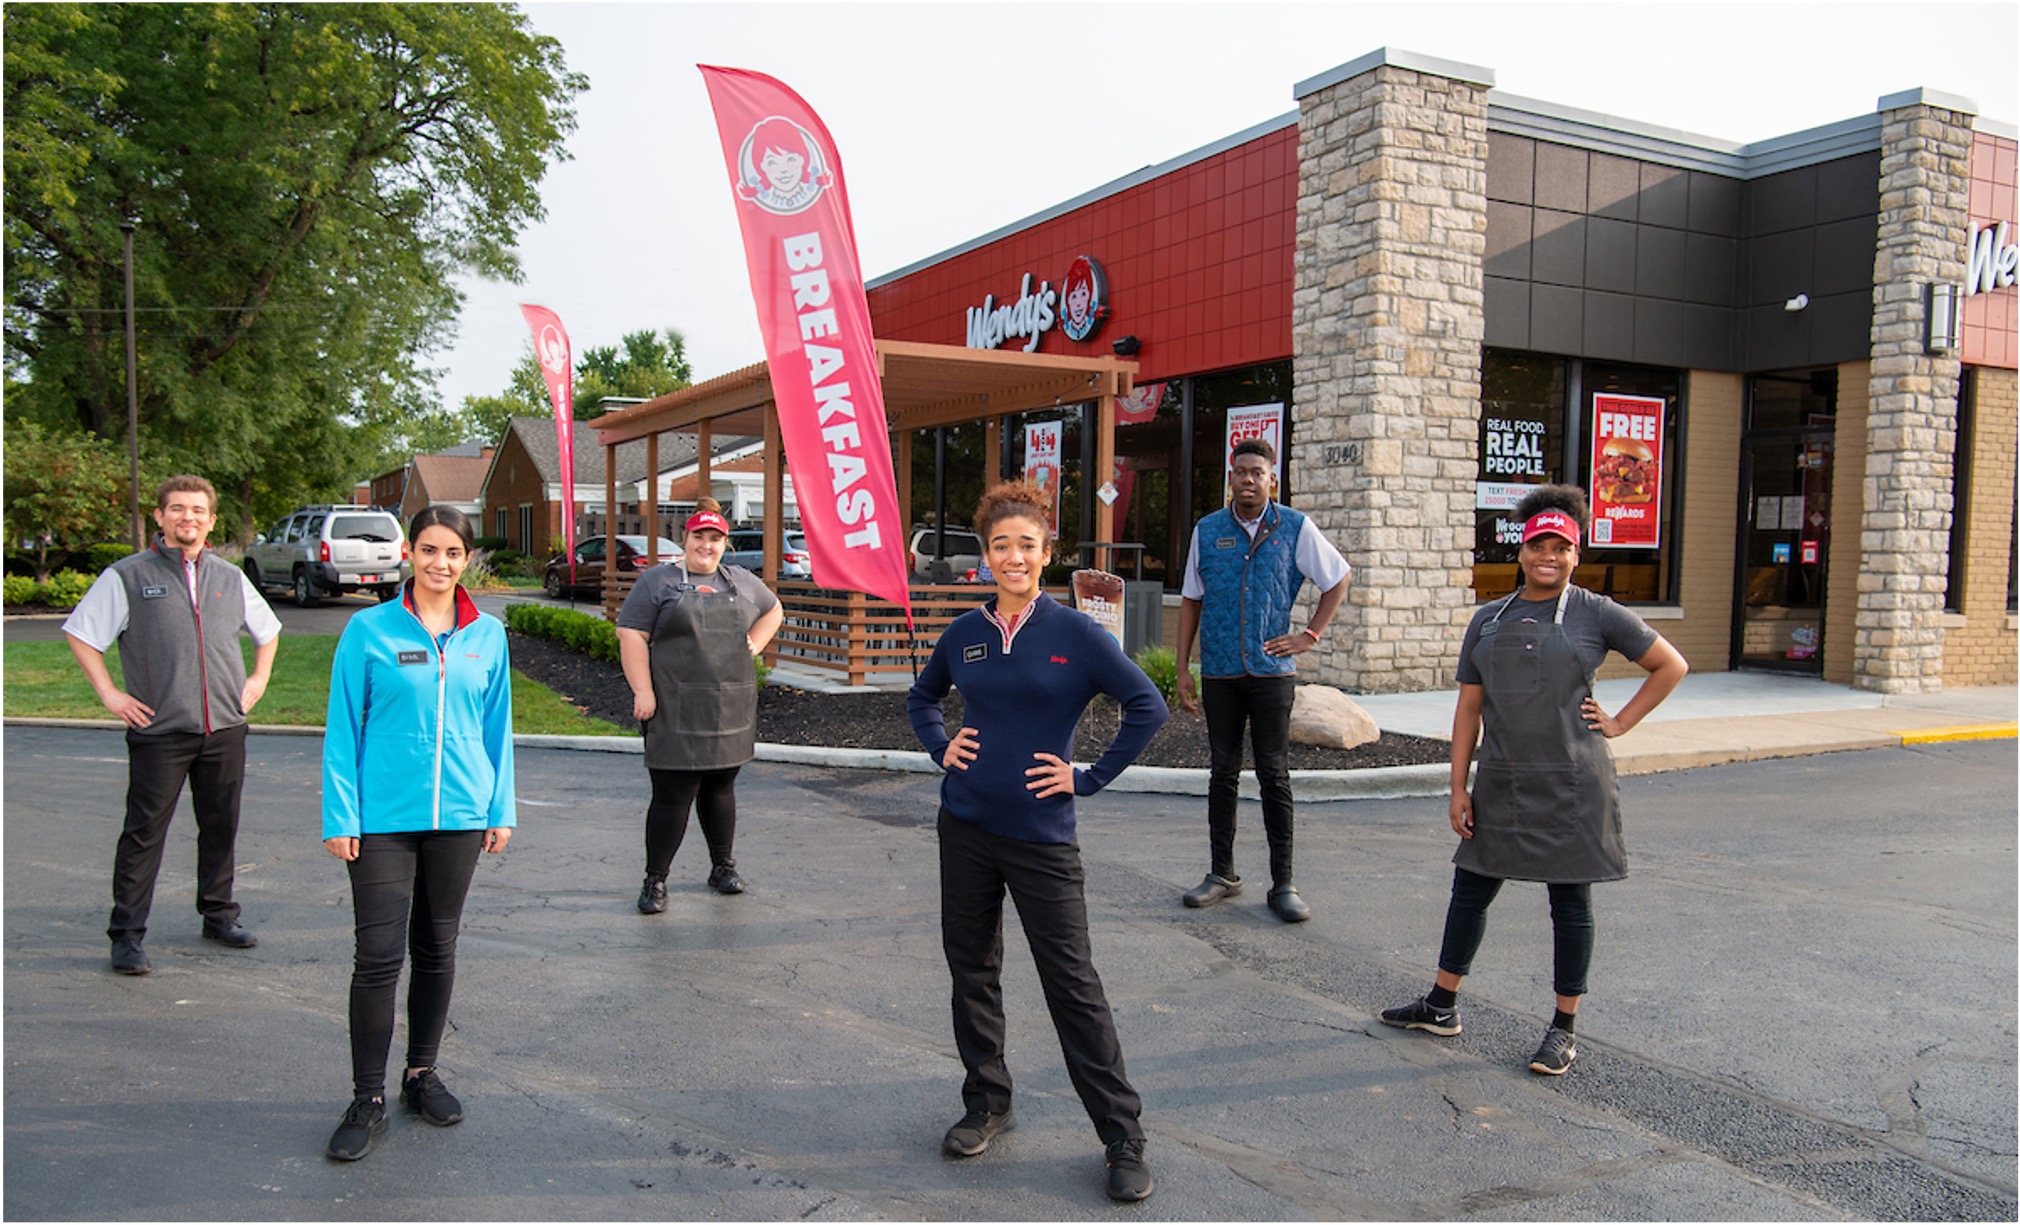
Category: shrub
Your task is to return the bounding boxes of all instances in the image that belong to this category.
[489,548,534,578]
[473,535,508,552]
[4,574,39,606]
[78,542,136,573]
[1131,644,1197,706]
[458,548,499,590]
[506,600,768,682]
[39,569,96,609]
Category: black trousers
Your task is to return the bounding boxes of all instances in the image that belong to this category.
[1201,674,1297,884]
[937,809,1143,1145]
[644,766,739,878]
[346,830,484,1099]
[107,724,247,941]
[1436,866,1596,998]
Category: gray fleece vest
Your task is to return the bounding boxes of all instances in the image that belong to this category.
[110,541,250,736]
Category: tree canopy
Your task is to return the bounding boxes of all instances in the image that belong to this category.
[4,3,586,539]
[458,327,693,444]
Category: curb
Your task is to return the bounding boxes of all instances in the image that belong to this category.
[1898,722,2019,745]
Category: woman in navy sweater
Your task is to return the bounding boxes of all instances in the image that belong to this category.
[907,481,1168,1203]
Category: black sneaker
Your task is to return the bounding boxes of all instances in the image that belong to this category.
[1379,995,1462,1036]
[326,1096,387,1161]
[707,865,745,895]
[1528,1025,1577,1075]
[1104,1137,1154,1202]
[401,1067,463,1126]
[941,1107,1013,1156]
[637,877,668,914]
[109,936,152,976]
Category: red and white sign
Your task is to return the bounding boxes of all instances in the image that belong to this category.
[1116,381,1164,425]
[1588,393,1665,548]
[1223,403,1284,503]
[700,66,911,619]
[519,303,577,578]
[1024,421,1062,526]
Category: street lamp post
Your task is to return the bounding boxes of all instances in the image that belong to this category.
[120,216,140,549]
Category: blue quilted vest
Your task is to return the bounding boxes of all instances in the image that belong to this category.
[1196,502,1307,678]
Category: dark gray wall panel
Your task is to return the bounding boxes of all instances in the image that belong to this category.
[1585,290,1635,361]
[1532,209,1587,286]
[1487,134,1536,205]
[1688,172,1742,237]
[1750,166,1818,235]
[1535,142,1590,213]
[1812,216,1878,297]
[1814,153,1880,224]
[1806,289,1874,364]
[1632,298,1685,368]
[1743,301,1810,370]
[1639,163,1689,230]
[1685,232,1739,305]
[1636,225,1687,300]
[1531,283,1584,354]
[1484,276,1531,350]
[1485,200,1534,279]
[1586,218,1638,293]
[1682,302,1737,370]
[1590,153,1641,221]
[1749,229,1815,307]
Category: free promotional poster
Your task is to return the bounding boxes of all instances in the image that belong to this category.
[1588,393,1665,548]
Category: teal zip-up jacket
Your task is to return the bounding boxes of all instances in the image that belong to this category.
[322,584,516,840]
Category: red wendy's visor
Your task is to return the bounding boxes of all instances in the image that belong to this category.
[1522,511,1580,546]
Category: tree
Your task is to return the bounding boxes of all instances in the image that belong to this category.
[457,327,692,444]
[4,3,587,540]
[3,420,134,580]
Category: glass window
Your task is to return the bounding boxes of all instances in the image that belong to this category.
[1473,351,1569,600]
[1577,362,1682,603]
[1946,370,1974,614]
[577,537,604,563]
[329,515,398,542]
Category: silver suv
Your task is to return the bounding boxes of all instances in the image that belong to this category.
[908,525,985,581]
[246,505,409,607]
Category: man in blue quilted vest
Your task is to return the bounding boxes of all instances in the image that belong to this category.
[1173,438,1350,922]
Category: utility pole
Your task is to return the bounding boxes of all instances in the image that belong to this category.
[121,216,140,549]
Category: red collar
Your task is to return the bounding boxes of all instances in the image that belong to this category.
[402,580,481,632]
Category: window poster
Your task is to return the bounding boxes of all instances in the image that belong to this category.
[1588,393,1665,548]
[1024,421,1063,526]
[1223,403,1285,503]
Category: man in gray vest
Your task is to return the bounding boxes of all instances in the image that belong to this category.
[64,475,281,975]
[1173,438,1350,922]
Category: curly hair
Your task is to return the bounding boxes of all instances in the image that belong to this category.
[972,480,1054,540]
[1514,483,1590,536]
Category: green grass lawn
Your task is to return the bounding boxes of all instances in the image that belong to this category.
[4,636,628,737]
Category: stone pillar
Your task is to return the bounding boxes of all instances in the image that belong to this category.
[1292,50,1492,693]
[1858,90,1976,692]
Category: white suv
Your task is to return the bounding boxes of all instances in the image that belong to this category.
[908,526,985,581]
[246,506,409,607]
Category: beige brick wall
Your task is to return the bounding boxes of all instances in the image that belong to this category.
[1941,366,2018,685]
[1826,364,1872,685]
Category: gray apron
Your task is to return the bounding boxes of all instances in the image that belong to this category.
[1454,588,1627,884]
[642,565,758,771]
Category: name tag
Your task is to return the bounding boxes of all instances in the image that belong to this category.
[397,650,429,666]
[1214,537,1239,550]
[962,643,987,664]
[140,585,169,599]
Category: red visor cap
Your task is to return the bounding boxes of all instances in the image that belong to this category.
[683,510,730,536]
[1521,511,1581,546]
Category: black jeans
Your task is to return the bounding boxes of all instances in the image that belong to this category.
[346,830,484,1099]
[1201,674,1297,884]
[1436,866,1595,998]
[937,809,1143,1144]
[644,766,739,878]
[108,724,247,941]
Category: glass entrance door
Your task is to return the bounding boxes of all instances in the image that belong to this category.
[1735,429,1834,672]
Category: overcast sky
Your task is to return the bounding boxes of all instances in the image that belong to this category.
[432,1,2019,411]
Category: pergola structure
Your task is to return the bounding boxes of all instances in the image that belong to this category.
[586,339,1138,682]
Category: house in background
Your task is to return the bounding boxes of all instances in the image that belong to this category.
[479,416,663,557]
[402,443,492,524]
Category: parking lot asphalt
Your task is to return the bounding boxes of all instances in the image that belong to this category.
[3,726,2013,1221]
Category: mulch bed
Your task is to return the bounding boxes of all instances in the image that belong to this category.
[508,630,1449,772]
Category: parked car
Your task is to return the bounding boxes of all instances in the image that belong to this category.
[909,525,985,581]
[724,529,812,580]
[542,534,681,599]
[245,505,409,608]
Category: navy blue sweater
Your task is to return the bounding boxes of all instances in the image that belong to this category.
[908,593,1169,845]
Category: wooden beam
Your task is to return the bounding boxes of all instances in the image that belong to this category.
[603,441,619,620]
[1093,391,1116,571]
[644,430,660,561]
[984,417,1001,488]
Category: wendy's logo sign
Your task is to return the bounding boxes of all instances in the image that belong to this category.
[1059,255,1109,343]
[734,115,833,215]
[535,324,568,376]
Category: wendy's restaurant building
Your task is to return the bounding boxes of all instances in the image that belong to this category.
[864,47,2018,695]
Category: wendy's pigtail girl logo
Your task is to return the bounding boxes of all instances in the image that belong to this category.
[735,115,833,215]
[1058,255,1109,343]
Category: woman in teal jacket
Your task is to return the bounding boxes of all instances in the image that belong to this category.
[319,505,515,1162]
